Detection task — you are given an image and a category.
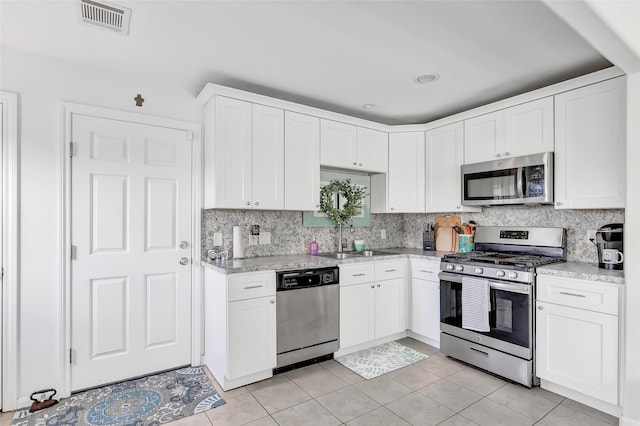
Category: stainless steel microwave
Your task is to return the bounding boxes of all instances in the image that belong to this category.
[461,152,553,206]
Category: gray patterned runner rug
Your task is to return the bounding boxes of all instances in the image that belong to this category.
[12,366,225,425]
[336,341,429,379]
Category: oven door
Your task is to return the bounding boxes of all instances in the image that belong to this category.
[439,271,533,359]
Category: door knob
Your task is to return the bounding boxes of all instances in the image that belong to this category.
[179,241,189,249]
[538,306,544,310]
[179,257,189,265]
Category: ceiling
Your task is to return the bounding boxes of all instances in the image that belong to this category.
[0,0,613,125]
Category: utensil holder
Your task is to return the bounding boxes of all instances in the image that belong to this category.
[457,234,475,253]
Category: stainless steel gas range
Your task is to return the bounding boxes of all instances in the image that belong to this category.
[439,226,566,387]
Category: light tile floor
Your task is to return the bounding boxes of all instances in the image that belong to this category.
[0,337,619,426]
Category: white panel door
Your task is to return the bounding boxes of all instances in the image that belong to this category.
[214,96,252,208]
[356,127,388,173]
[228,296,276,379]
[504,97,553,156]
[284,111,320,211]
[71,114,192,390]
[339,283,375,348]
[320,119,357,169]
[536,301,618,404]
[374,278,406,339]
[463,110,504,164]
[251,104,284,209]
[388,132,425,213]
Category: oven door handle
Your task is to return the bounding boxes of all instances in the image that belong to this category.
[439,271,530,295]
[489,281,530,295]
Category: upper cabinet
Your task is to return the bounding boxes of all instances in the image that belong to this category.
[284,111,320,211]
[388,132,425,213]
[464,97,554,164]
[554,77,626,209]
[204,96,284,209]
[425,122,481,213]
[320,120,388,173]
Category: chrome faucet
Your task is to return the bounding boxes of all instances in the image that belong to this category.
[337,223,343,252]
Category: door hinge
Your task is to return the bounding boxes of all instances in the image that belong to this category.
[69,348,73,364]
[70,245,77,260]
[186,130,194,141]
[70,142,75,157]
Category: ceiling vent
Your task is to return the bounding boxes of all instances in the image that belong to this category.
[78,0,131,35]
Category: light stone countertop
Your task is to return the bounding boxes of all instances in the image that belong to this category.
[201,247,447,274]
[537,261,625,285]
[202,249,625,285]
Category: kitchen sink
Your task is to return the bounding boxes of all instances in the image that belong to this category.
[317,250,396,259]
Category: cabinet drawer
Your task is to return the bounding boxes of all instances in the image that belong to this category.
[411,259,440,282]
[537,275,619,315]
[374,260,404,281]
[340,263,375,286]
[228,271,276,301]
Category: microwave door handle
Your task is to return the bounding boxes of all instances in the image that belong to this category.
[517,167,525,199]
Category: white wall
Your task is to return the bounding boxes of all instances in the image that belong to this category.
[0,46,202,406]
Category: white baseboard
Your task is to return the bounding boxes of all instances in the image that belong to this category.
[540,379,621,417]
[335,331,407,357]
[407,331,440,349]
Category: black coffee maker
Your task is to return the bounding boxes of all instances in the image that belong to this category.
[594,223,624,270]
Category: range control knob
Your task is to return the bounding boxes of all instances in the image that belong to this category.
[446,264,455,271]
[474,267,484,274]
[508,271,518,279]
[496,270,506,277]
[455,265,464,272]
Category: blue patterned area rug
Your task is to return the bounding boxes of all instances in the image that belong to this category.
[336,341,429,379]
[11,366,225,425]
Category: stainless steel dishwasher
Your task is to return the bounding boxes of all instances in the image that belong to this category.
[275,266,339,373]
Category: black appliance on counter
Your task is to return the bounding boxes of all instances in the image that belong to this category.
[595,223,624,270]
[439,226,566,387]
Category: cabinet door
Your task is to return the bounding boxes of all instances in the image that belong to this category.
[411,279,440,345]
[463,110,504,164]
[284,111,320,211]
[388,132,425,212]
[228,296,277,379]
[320,119,357,169]
[213,96,252,208]
[504,97,553,156]
[356,127,388,173]
[374,278,406,339]
[425,123,481,213]
[251,104,284,210]
[554,77,626,209]
[340,283,375,348]
[536,301,618,404]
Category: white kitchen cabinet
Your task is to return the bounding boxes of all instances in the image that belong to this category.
[554,77,626,209]
[204,269,276,390]
[284,111,320,211]
[536,275,620,405]
[340,282,376,348]
[205,96,284,209]
[464,97,553,164]
[388,131,425,212]
[339,260,406,350]
[425,122,481,213]
[320,119,388,173]
[228,296,277,380]
[410,259,441,347]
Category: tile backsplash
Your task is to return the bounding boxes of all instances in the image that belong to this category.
[203,206,624,264]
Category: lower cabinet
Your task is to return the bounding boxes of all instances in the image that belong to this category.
[228,296,277,380]
[535,275,620,406]
[204,268,276,390]
[339,260,406,350]
[410,259,441,347]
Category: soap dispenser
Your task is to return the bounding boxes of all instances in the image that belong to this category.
[310,237,319,255]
